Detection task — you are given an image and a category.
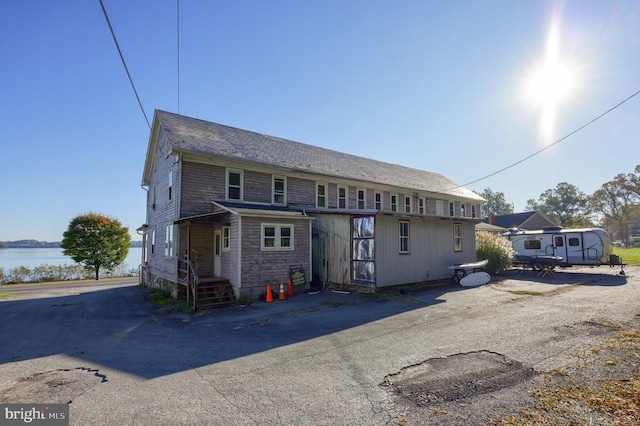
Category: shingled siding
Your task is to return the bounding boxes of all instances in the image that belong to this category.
[238,216,311,299]
[146,129,180,285]
[180,161,225,217]
[287,176,316,208]
[243,170,272,204]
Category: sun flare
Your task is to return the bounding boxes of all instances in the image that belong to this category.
[523,16,579,144]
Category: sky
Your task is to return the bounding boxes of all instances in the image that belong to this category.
[1,0,639,242]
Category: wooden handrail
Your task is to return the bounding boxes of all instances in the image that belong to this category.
[178,259,200,310]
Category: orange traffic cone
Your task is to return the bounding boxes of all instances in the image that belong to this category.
[265,284,274,303]
[278,282,287,300]
[286,277,295,297]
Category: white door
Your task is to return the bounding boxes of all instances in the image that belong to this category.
[214,229,222,276]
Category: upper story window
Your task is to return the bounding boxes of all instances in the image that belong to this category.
[168,170,173,201]
[419,198,425,214]
[461,203,466,217]
[436,200,444,216]
[273,176,286,205]
[357,189,366,209]
[338,186,347,209]
[391,194,398,212]
[449,201,455,217]
[317,183,327,208]
[375,192,382,211]
[227,169,243,200]
[404,196,411,213]
[471,205,477,218]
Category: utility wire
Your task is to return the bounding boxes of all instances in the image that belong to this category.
[448,89,640,191]
[177,0,180,115]
[99,0,151,129]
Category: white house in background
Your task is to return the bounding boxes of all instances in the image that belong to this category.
[139,110,484,308]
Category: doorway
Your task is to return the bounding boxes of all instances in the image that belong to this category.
[214,229,221,276]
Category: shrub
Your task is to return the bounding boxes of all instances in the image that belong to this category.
[476,231,514,275]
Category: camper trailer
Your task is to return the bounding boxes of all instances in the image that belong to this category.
[505,227,613,267]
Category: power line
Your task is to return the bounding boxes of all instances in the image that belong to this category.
[99,0,151,129]
[449,89,640,191]
[177,0,180,115]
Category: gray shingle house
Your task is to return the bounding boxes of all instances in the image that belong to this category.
[140,110,484,307]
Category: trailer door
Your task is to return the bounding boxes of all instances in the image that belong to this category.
[551,234,568,263]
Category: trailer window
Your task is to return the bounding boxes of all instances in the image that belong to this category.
[555,236,564,247]
[569,238,580,246]
[524,240,541,250]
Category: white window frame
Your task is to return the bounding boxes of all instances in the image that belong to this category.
[357,188,366,210]
[165,224,174,258]
[261,224,294,251]
[472,205,477,218]
[272,176,286,205]
[453,223,462,252]
[168,169,173,201]
[419,198,425,214]
[449,201,455,217]
[375,192,382,211]
[226,169,243,201]
[338,185,347,209]
[399,220,410,254]
[461,203,466,218]
[404,196,411,213]
[316,183,327,208]
[391,194,398,212]
[151,228,156,255]
[436,200,444,216]
[222,226,230,251]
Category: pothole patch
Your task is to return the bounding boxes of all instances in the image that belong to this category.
[0,368,107,404]
[382,350,536,406]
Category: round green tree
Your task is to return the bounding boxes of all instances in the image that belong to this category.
[61,213,130,280]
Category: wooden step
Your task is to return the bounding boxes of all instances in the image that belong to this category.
[194,278,235,310]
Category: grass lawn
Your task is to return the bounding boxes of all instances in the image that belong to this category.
[612,247,640,266]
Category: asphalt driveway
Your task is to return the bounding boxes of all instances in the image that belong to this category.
[0,267,636,425]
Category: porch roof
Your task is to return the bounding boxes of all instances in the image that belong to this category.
[212,201,314,220]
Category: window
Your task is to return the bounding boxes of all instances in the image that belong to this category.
[227,169,243,200]
[165,224,174,257]
[405,196,411,213]
[471,205,477,218]
[261,224,294,251]
[555,236,564,247]
[524,240,541,250]
[461,203,466,217]
[391,194,398,212]
[151,228,155,255]
[273,176,286,205]
[399,220,410,253]
[357,189,366,209]
[449,201,455,217]
[375,192,382,211]
[569,238,580,246]
[222,226,230,251]
[338,186,347,209]
[453,223,462,252]
[436,200,444,216]
[419,198,425,214]
[168,171,173,201]
[317,183,327,208]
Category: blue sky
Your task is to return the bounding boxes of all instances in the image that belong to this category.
[1,1,639,242]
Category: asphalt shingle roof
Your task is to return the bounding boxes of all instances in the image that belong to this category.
[155,110,483,201]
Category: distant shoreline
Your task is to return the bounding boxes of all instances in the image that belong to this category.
[0,240,142,249]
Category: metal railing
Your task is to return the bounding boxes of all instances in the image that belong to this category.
[178,258,200,310]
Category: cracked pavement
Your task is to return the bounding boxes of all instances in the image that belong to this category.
[0,268,637,425]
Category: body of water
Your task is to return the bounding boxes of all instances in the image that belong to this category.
[0,247,143,271]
